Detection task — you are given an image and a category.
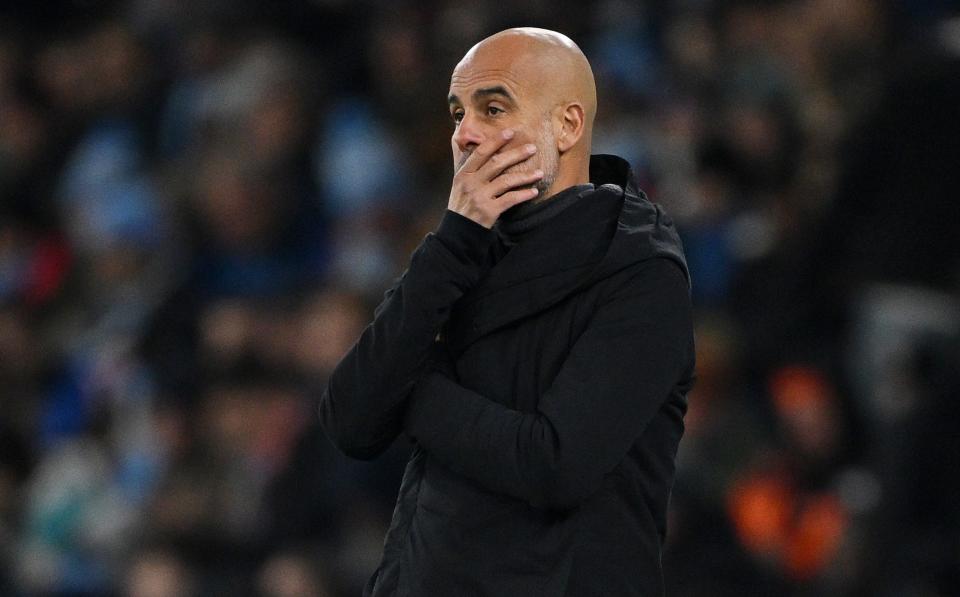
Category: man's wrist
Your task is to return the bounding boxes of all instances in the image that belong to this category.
[435,209,496,267]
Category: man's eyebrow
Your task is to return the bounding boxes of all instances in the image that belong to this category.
[447,86,515,105]
[472,86,514,102]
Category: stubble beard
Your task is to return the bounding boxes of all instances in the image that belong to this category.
[502,122,559,202]
[529,121,559,202]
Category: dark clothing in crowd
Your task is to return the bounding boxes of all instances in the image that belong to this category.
[320,155,695,596]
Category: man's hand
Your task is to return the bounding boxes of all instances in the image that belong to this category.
[448,129,544,228]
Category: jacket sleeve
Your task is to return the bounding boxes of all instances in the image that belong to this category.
[319,210,494,460]
[404,257,694,509]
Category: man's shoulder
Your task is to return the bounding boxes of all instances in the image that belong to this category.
[591,255,690,304]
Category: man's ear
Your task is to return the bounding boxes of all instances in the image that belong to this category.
[557,102,585,153]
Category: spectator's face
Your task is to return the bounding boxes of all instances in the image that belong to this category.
[125,550,195,597]
[196,154,280,250]
[447,48,559,196]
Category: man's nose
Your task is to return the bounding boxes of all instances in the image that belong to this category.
[452,111,484,152]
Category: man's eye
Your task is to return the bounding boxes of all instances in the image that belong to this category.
[452,111,464,124]
[487,106,504,116]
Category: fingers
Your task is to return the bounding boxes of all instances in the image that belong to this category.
[497,186,540,210]
[489,168,544,198]
[459,129,514,174]
[447,128,545,228]
[477,142,538,182]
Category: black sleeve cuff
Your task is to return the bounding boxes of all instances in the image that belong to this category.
[434,209,496,267]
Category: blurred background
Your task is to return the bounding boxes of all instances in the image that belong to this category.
[1,0,958,595]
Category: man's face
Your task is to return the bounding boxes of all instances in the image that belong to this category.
[447,54,559,197]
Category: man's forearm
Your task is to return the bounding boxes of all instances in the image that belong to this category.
[405,258,693,508]
[318,210,494,460]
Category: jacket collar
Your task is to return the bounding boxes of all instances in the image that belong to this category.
[445,154,689,353]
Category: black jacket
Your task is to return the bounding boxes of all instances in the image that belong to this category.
[320,155,695,596]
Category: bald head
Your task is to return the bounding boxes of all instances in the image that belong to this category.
[455,28,597,135]
[448,28,598,199]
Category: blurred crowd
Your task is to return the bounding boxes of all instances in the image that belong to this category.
[1,0,958,595]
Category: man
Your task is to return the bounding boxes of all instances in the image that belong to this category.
[319,27,694,596]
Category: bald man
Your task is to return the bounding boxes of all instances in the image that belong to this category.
[320,28,694,596]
